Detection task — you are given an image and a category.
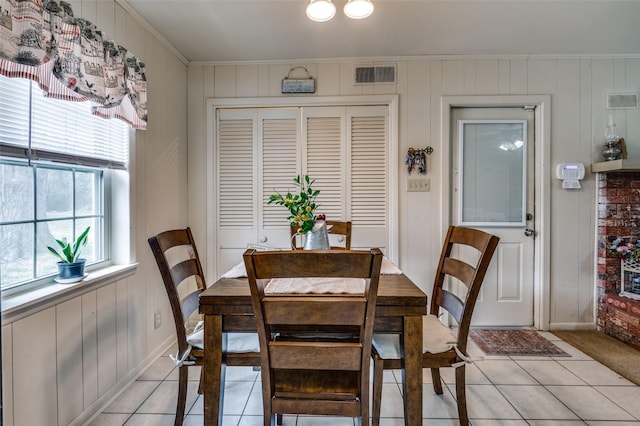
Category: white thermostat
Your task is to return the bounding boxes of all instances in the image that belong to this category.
[556,163,585,189]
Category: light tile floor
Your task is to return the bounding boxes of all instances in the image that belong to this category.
[89,332,640,425]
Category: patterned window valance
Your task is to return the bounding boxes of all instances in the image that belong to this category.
[0,0,147,130]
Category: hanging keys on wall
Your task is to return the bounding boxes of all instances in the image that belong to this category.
[405,147,433,175]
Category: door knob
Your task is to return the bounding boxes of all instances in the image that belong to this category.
[260,236,267,243]
[524,228,535,237]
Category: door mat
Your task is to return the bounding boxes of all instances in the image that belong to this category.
[470,329,569,356]
[552,330,640,386]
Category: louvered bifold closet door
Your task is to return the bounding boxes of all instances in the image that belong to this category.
[216,108,258,272]
[348,106,389,250]
[302,107,346,223]
[259,108,300,248]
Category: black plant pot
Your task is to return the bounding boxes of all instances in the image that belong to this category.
[56,259,86,283]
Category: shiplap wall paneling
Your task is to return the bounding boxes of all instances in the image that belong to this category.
[188,65,208,261]
[401,60,433,289]
[12,308,57,425]
[97,285,118,397]
[425,60,444,297]
[475,60,500,95]
[317,63,340,96]
[2,324,13,426]
[116,279,130,381]
[627,60,640,160]
[57,297,84,425]
[552,59,580,324]
[214,66,237,98]
[82,291,99,409]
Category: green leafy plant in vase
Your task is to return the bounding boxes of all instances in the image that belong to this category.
[268,175,321,233]
[269,175,330,249]
[47,226,90,282]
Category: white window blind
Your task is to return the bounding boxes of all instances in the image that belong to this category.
[0,75,129,168]
[0,76,30,146]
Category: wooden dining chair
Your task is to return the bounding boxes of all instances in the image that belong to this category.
[243,248,383,426]
[290,220,352,249]
[371,226,499,426]
[148,227,260,426]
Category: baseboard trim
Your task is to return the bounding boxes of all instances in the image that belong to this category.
[71,335,176,426]
[549,322,597,331]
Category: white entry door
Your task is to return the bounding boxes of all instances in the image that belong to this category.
[451,107,535,327]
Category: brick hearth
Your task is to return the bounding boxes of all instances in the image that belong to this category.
[597,171,640,350]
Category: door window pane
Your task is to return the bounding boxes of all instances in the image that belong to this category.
[459,120,526,226]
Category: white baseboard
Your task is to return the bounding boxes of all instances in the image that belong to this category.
[548,322,597,331]
[71,335,177,426]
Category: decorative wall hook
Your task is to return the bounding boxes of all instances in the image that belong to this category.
[405,147,432,175]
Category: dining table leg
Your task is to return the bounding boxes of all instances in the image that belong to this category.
[402,314,423,426]
[203,313,224,426]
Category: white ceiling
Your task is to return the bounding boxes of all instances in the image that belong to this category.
[121,0,640,63]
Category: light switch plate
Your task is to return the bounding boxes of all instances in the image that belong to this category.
[407,178,430,192]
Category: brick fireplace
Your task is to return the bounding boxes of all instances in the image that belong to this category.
[597,170,640,350]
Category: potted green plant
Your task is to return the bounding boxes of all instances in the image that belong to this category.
[269,175,329,250]
[47,226,90,283]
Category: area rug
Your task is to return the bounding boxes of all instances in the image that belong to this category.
[470,329,569,356]
[552,330,640,386]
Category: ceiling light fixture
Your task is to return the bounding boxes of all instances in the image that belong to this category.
[343,0,374,19]
[306,0,337,22]
[306,0,374,22]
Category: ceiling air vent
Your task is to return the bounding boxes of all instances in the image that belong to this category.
[354,65,396,84]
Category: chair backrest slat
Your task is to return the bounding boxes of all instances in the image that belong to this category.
[430,226,500,351]
[180,290,201,324]
[435,288,465,323]
[440,257,476,287]
[263,298,366,325]
[171,258,202,289]
[250,250,374,278]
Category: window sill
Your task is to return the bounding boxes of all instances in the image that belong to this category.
[1,263,138,324]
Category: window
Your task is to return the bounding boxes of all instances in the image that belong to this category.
[0,75,130,293]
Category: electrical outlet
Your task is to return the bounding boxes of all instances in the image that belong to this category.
[407,178,430,192]
[154,310,161,329]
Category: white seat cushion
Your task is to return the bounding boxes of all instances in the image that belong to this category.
[186,325,259,352]
[372,314,458,359]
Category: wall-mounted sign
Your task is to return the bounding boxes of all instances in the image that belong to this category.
[282,67,315,94]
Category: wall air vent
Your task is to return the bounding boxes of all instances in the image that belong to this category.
[607,93,638,109]
[354,65,396,84]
